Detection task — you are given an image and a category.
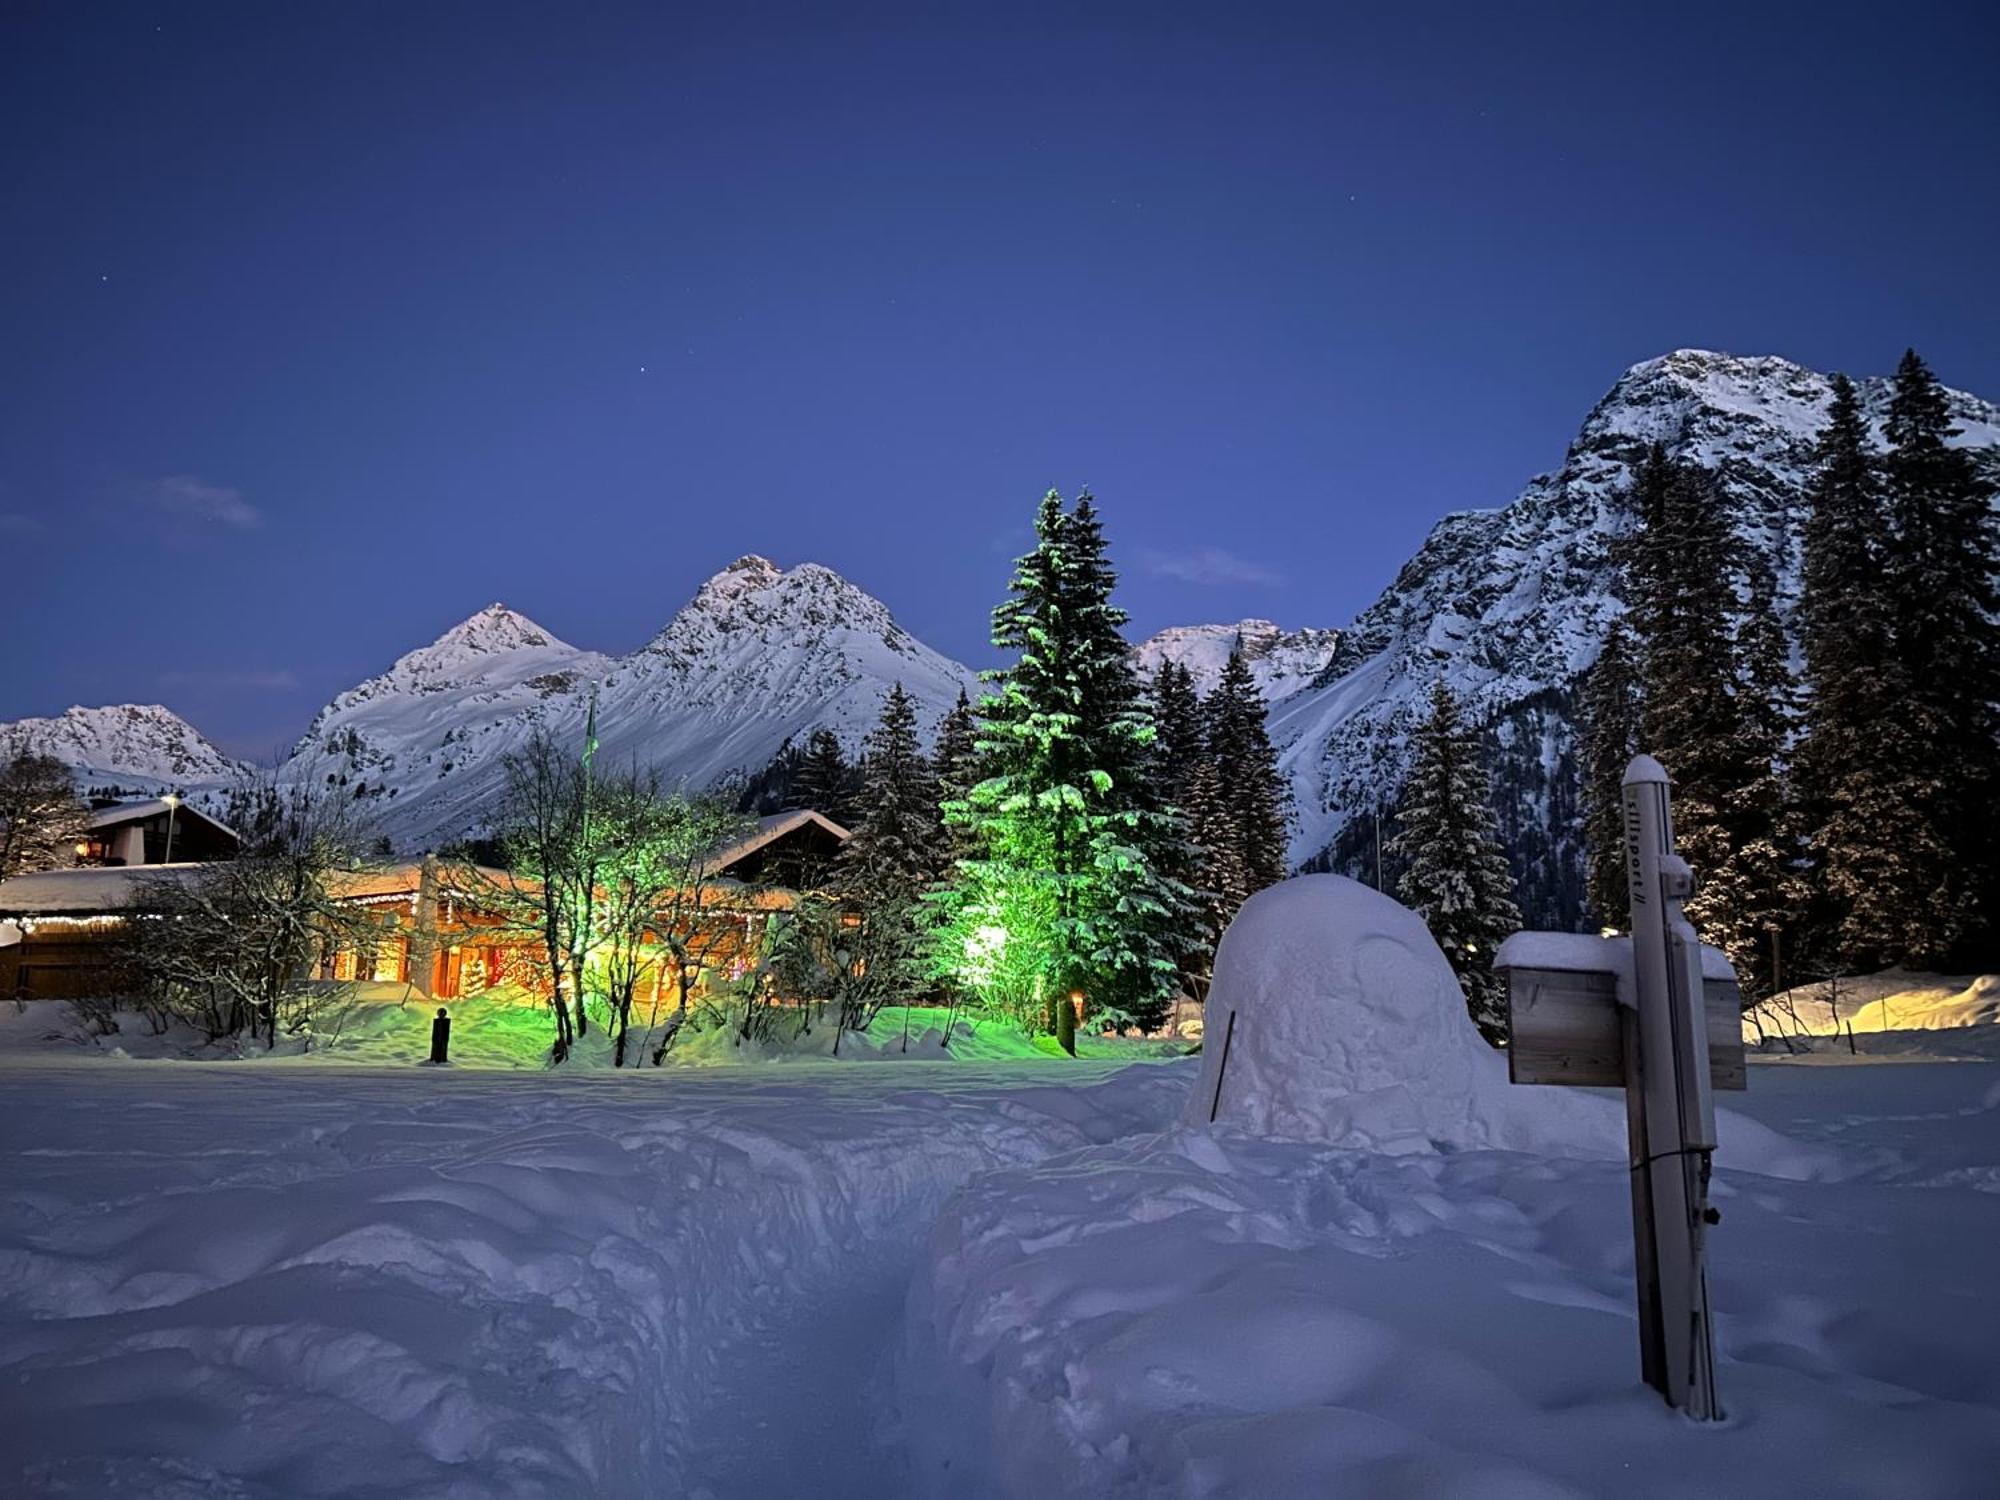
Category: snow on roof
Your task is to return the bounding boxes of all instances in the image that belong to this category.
[85,798,238,841]
[704,808,851,875]
[0,863,212,915]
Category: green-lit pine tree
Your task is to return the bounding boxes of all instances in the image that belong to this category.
[1578,615,1641,930]
[1880,350,2000,963]
[1206,648,1291,909]
[1390,682,1522,1044]
[935,490,1192,1035]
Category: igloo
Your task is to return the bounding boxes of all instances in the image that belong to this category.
[1182,875,1620,1158]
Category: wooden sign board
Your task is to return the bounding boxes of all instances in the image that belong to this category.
[1505,966,1745,1091]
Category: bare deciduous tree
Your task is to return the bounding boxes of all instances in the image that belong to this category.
[116,771,378,1048]
[476,729,596,1062]
[628,793,755,1065]
[0,753,88,878]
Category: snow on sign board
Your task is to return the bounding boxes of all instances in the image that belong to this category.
[1494,931,1747,1091]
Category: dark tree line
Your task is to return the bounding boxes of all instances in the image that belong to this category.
[1579,351,1998,996]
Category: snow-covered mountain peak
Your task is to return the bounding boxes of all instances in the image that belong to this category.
[645,557,908,664]
[1134,619,1342,702]
[434,602,553,655]
[0,703,243,792]
[358,604,598,699]
[271,557,981,850]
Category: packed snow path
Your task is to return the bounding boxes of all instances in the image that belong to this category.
[0,1056,1189,1497]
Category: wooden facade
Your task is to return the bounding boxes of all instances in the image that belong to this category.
[0,809,850,1006]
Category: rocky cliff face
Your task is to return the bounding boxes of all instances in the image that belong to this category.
[1267,350,2000,925]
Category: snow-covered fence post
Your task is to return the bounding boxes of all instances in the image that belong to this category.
[1494,754,1736,1422]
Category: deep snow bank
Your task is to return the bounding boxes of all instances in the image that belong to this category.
[900,879,1993,1497]
[0,1057,1189,1497]
[901,1078,2000,1498]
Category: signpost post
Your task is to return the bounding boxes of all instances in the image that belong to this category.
[1494,754,1731,1421]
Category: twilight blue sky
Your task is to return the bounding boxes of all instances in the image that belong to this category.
[3,1,1996,758]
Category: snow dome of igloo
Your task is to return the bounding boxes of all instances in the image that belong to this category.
[1182,875,1619,1157]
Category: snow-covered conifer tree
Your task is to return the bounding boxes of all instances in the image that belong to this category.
[1389,682,1521,1044]
[1149,659,1220,995]
[787,728,858,826]
[1205,648,1290,909]
[935,491,1193,1034]
[838,683,943,906]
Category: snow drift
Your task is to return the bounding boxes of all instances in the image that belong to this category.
[1186,874,1618,1158]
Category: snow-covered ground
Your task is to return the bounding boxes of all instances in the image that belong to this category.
[0,1055,1189,1497]
[5,1051,1994,1498]
[4,880,1996,1497]
[898,881,2000,1499]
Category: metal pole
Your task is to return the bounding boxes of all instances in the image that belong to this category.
[161,795,179,865]
[1621,754,1721,1420]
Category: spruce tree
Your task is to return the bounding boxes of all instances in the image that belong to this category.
[788,728,858,825]
[1624,447,1748,951]
[1149,659,1220,994]
[929,687,980,883]
[838,683,943,905]
[1578,616,1641,930]
[1793,373,1924,971]
[1390,682,1522,1044]
[1206,647,1291,906]
[1880,350,2000,963]
[935,490,1193,1034]
[1698,560,1803,997]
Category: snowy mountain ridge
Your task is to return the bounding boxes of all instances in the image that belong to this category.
[0,704,245,796]
[283,556,982,848]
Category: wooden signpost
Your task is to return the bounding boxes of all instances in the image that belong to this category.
[1494,754,1730,1422]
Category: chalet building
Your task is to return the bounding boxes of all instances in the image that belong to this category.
[0,807,850,1005]
[75,798,238,867]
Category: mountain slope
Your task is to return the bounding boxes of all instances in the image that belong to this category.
[0,704,245,795]
[1133,620,1340,702]
[286,559,981,849]
[1270,349,2000,925]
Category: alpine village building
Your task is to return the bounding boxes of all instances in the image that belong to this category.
[0,806,849,1005]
